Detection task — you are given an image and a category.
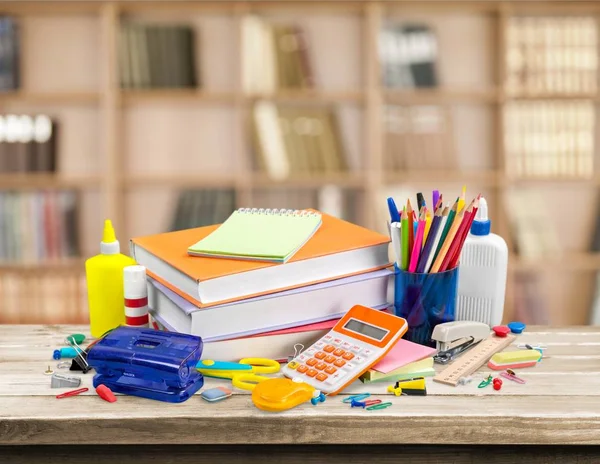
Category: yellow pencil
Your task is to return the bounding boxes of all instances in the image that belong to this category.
[423,208,432,247]
[430,207,466,273]
[457,185,466,213]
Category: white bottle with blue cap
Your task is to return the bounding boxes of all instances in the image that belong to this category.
[456,196,508,326]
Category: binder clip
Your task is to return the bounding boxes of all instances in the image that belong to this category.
[51,373,81,389]
[86,326,204,403]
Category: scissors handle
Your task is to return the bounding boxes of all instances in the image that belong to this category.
[240,358,280,375]
[232,373,270,391]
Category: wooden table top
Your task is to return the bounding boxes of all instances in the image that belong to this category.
[1,324,600,446]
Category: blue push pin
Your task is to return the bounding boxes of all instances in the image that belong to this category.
[53,347,78,360]
[350,399,367,408]
[507,322,526,334]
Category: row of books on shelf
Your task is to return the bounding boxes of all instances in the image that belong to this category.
[505,16,597,95]
[119,22,198,89]
[0,272,87,324]
[0,16,18,91]
[503,100,595,178]
[169,187,359,232]
[0,114,57,173]
[0,190,79,263]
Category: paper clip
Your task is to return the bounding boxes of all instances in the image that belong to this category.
[364,399,382,407]
[500,369,526,384]
[342,393,370,403]
[366,401,392,411]
[56,387,89,399]
[478,375,493,388]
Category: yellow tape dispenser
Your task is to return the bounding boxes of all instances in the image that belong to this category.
[196,358,326,412]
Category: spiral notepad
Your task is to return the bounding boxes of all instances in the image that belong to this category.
[187,208,323,263]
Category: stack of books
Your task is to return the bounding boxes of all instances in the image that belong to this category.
[130,209,393,361]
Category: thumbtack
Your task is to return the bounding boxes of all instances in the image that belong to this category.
[44,365,54,375]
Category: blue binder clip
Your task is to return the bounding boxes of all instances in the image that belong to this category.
[87,326,204,403]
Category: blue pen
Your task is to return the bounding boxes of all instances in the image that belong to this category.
[387,197,401,223]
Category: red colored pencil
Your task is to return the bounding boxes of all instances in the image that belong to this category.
[448,195,481,269]
[439,199,476,272]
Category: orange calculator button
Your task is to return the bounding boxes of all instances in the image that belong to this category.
[297,365,308,373]
[323,345,335,353]
[306,369,318,377]
[315,352,326,360]
[342,352,355,360]
[333,359,346,367]
[333,348,345,357]
[324,355,336,363]
[324,366,337,374]
[306,358,318,366]
[315,362,327,370]
[316,373,328,382]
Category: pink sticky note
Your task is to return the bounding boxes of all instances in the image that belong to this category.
[371,339,437,374]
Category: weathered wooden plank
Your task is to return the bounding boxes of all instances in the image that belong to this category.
[2,395,600,445]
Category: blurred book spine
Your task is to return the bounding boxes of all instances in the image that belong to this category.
[119,22,198,89]
[379,22,439,88]
[0,114,57,173]
[242,15,314,93]
[505,16,597,95]
[170,189,236,231]
[0,190,79,264]
[251,101,347,180]
[383,105,455,171]
[0,16,19,91]
[503,100,594,178]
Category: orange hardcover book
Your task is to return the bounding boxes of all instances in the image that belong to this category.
[130,212,391,308]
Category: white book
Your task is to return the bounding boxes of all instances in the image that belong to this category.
[147,268,392,342]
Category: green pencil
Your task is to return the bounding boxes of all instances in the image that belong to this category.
[400,207,409,270]
[431,197,458,265]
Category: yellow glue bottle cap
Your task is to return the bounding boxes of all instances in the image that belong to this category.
[101,219,120,255]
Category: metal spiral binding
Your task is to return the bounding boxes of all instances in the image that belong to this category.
[235,208,321,217]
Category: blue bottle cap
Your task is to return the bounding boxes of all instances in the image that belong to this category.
[470,197,491,236]
[508,322,526,334]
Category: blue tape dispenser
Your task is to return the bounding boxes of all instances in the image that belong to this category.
[87,326,204,403]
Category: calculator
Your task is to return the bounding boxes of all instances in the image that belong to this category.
[281,305,408,395]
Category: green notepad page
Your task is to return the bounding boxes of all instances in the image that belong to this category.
[187,208,323,263]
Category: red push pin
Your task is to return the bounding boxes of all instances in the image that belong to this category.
[492,325,510,337]
[96,384,117,403]
[493,378,502,391]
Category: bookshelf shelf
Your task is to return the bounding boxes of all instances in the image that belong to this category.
[124,173,238,189]
[0,173,102,190]
[502,91,599,102]
[249,172,367,189]
[385,88,499,105]
[510,253,600,273]
[121,90,237,105]
[245,90,364,104]
[0,91,100,105]
[0,258,85,273]
[384,170,503,186]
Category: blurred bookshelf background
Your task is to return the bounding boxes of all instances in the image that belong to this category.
[0,1,599,327]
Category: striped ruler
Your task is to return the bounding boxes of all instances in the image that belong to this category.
[433,334,516,386]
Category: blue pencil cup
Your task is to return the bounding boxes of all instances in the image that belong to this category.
[393,264,459,347]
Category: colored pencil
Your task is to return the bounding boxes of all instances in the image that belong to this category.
[457,185,466,213]
[416,206,442,273]
[431,197,458,265]
[424,206,449,272]
[448,195,481,269]
[400,207,409,271]
[430,206,466,273]
[409,210,426,273]
[423,208,432,245]
[406,199,414,258]
[432,190,440,212]
[439,200,476,272]
[417,192,425,212]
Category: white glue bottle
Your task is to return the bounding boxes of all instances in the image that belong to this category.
[124,265,150,328]
[456,197,508,326]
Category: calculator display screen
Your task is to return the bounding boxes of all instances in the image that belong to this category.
[343,318,389,341]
